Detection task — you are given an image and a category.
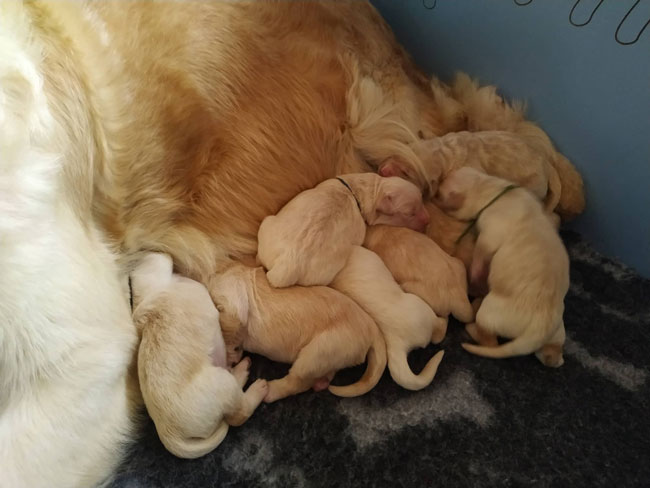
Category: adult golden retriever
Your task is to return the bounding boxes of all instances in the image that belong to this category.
[0,2,584,486]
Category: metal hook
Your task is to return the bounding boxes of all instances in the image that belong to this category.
[514,0,533,6]
[615,0,649,45]
[423,0,437,10]
[569,0,604,27]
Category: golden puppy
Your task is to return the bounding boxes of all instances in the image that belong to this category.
[424,201,476,271]
[448,72,585,219]
[131,253,268,459]
[364,225,473,323]
[436,167,569,367]
[330,246,446,391]
[257,173,429,288]
[209,264,387,403]
[379,130,560,213]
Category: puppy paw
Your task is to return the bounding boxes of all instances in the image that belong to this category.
[431,317,448,344]
[263,382,282,404]
[246,379,269,402]
[465,323,498,346]
[231,357,251,385]
[536,344,564,368]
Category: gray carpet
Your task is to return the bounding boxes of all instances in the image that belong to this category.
[110,231,650,488]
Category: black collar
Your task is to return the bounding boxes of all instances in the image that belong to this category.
[128,276,134,312]
[455,184,518,245]
[336,177,362,213]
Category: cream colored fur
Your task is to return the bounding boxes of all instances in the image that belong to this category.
[0,3,139,488]
[209,264,387,402]
[1,1,586,484]
[331,246,446,391]
[449,73,585,220]
[364,225,474,323]
[436,167,569,367]
[380,130,560,213]
[257,173,428,288]
[131,253,268,459]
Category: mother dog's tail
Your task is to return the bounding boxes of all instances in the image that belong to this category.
[387,345,444,391]
[329,326,387,398]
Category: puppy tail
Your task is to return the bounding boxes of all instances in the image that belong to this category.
[160,421,229,459]
[461,323,548,360]
[328,328,387,398]
[387,345,444,391]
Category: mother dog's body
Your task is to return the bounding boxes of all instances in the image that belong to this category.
[0,2,584,487]
[0,3,138,487]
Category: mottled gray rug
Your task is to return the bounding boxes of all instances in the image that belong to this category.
[111,231,650,488]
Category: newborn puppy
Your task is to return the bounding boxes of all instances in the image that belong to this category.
[379,130,560,213]
[131,253,268,459]
[364,225,473,323]
[424,201,476,270]
[330,246,445,391]
[436,167,569,367]
[257,172,429,288]
[209,263,387,403]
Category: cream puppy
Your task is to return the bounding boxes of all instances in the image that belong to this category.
[364,225,473,324]
[209,264,387,403]
[379,130,560,212]
[330,246,446,391]
[257,172,429,288]
[131,253,268,459]
[436,167,569,367]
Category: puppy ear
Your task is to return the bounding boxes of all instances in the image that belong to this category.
[437,191,465,211]
[376,193,394,215]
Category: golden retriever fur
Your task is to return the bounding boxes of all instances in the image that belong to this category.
[131,253,268,459]
[331,246,446,391]
[2,1,586,484]
[379,130,562,213]
[364,225,474,323]
[209,264,387,403]
[436,168,569,367]
[257,173,428,288]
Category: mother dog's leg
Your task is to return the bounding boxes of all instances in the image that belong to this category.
[0,7,139,487]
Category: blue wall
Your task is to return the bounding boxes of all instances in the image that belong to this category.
[372,0,650,277]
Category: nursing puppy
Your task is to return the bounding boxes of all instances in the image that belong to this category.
[257,173,429,288]
[448,72,585,220]
[131,253,268,459]
[364,225,473,323]
[379,130,560,213]
[209,263,386,403]
[424,201,476,270]
[330,246,446,391]
[436,167,569,367]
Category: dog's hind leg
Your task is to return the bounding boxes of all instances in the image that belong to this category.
[224,379,268,426]
[465,322,498,347]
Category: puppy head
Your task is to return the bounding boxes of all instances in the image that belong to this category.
[435,167,487,219]
[378,156,440,196]
[370,176,429,232]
